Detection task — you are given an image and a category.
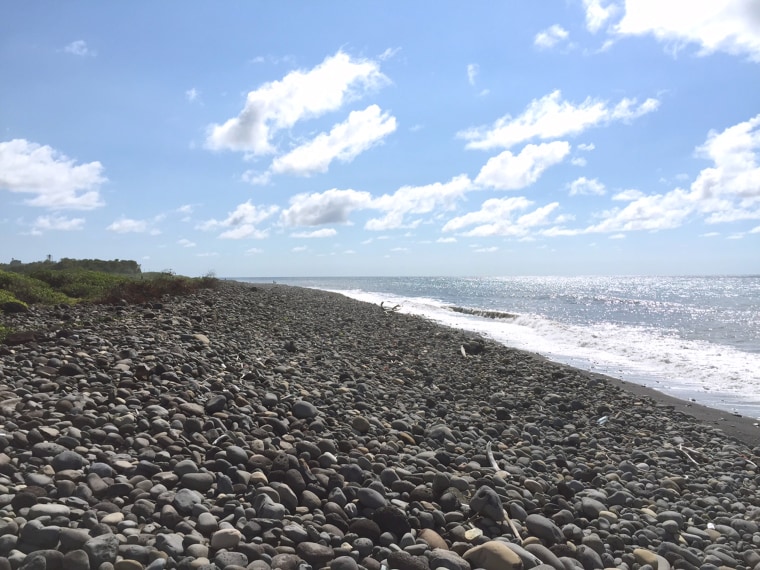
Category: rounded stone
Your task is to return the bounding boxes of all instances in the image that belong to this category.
[464,542,522,570]
[292,401,318,419]
[210,528,241,550]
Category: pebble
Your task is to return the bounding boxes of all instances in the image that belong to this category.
[464,541,523,570]
[210,529,241,550]
[0,281,756,570]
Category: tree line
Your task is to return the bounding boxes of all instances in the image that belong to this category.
[1,257,142,276]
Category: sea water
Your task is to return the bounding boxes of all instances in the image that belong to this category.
[235,276,760,419]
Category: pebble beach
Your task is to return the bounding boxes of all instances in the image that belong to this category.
[1,281,759,570]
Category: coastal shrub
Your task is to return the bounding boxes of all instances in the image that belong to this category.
[95,274,219,304]
[0,267,219,307]
[0,270,74,305]
[0,290,28,314]
[29,269,128,299]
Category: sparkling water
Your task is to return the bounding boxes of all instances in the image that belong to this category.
[235,276,760,419]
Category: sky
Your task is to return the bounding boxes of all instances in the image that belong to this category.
[1,1,759,277]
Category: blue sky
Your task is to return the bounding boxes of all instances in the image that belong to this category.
[1,1,759,277]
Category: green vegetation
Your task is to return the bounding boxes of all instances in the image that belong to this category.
[1,257,141,275]
[0,258,219,314]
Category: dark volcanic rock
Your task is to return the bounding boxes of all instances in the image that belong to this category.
[0,280,756,570]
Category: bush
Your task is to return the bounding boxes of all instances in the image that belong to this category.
[0,270,75,305]
[0,267,219,308]
[0,290,28,314]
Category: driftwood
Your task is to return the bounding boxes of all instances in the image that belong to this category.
[380,301,401,313]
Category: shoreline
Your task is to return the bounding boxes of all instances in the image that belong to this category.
[2,279,759,569]
[258,281,760,448]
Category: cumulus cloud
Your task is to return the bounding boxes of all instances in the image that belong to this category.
[475,141,571,190]
[366,175,473,231]
[458,90,660,150]
[467,63,479,85]
[612,189,646,201]
[280,189,372,226]
[31,215,85,235]
[271,105,396,176]
[107,218,161,235]
[568,176,606,196]
[443,196,560,237]
[0,139,105,210]
[64,40,95,57]
[583,0,619,33]
[178,238,196,247]
[290,228,337,238]
[585,188,697,233]
[534,25,570,48]
[185,88,199,102]
[198,200,279,239]
[206,51,388,154]
[581,114,760,234]
[615,0,760,62]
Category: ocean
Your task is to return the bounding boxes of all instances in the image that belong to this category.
[235,276,760,420]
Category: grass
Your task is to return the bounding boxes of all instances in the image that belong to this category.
[0,268,219,313]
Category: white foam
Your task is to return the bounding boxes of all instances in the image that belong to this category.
[326,287,760,419]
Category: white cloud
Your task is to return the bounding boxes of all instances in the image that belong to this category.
[534,25,569,48]
[612,189,645,201]
[442,196,558,238]
[250,54,296,65]
[571,157,587,167]
[242,170,272,186]
[474,246,499,253]
[245,248,263,255]
[64,40,95,57]
[568,176,606,196]
[475,141,571,190]
[750,226,760,233]
[186,88,199,102]
[271,105,396,176]
[615,0,760,62]
[459,90,660,150]
[691,114,760,201]
[583,0,619,33]
[0,139,105,210]
[292,246,308,252]
[701,231,721,237]
[206,51,388,154]
[467,63,479,85]
[437,237,457,243]
[178,238,196,247]
[572,116,760,234]
[198,200,279,239]
[378,47,401,61]
[610,233,626,239]
[578,142,596,151]
[107,218,160,235]
[281,188,372,226]
[366,175,473,230]
[31,215,85,235]
[290,228,337,238]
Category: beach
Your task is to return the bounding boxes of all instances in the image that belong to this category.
[1,281,759,570]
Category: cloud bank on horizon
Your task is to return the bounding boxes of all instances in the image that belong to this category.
[1,1,759,276]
